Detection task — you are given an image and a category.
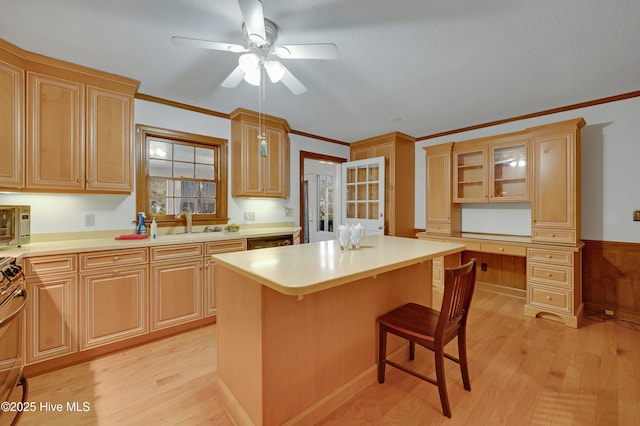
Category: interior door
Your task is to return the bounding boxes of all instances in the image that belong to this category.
[341,156,385,236]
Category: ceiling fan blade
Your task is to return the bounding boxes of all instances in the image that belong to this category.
[171,36,247,53]
[221,65,246,88]
[275,43,338,60]
[238,0,266,45]
[279,64,307,95]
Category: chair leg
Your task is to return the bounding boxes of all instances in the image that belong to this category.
[377,325,387,384]
[434,346,451,418]
[409,341,415,361]
[458,328,471,391]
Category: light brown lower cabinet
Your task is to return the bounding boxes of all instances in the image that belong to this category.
[150,243,204,330]
[79,265,148,349]
[24,254,79,364]
[204,239,247,317]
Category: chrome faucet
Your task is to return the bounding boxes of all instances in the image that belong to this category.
[176,207,193,234]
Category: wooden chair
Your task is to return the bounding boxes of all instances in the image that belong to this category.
[377,258,477,418]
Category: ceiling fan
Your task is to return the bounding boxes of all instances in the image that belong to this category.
[171,0,338,95]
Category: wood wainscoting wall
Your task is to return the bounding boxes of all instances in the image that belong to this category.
[583,239,640,323]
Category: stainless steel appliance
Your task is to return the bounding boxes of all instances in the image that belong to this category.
[247,235,293,250]
[0,256,27,426]
[0,206,30,248]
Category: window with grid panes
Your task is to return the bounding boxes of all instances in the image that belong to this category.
[136,125,228,226]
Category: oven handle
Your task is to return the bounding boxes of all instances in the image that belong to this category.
[0,288,27,326]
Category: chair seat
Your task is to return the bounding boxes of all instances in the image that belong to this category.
[378,303,439,345]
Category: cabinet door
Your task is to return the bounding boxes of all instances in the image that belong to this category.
[489,139,529,202]
[238,121,263,195]
[453,146,487,202]
[531,131,577,241]
[204,258,217,317]
[263,126,289,197]
[425,144,454,230]
[79,265,148,349]
[151,258,203,330]
[26,274,78,364]
[86,86,133,192]
[350,146,371,161]
[0,59,24,189]
[26,72,85,190]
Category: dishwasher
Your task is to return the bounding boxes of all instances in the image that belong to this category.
[246,235,293,250]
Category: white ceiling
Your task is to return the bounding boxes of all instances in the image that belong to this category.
[1,0,639,142]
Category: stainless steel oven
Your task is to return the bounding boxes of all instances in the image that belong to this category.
[0,257,27,426]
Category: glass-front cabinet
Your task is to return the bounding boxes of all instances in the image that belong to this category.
[453,146,487,202]
[490,141,528,201]
[453,133,529,203]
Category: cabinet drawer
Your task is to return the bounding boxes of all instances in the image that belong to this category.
[24,254,77,277]
[529,285,572,314]
[480,242,526,257]
[205,239,247,255]
[151,243,203,261]
[425,223,451,234]
[531,228,576,245]
[528,263,572,288]
[80,248,148,270]
[527,248,573,266]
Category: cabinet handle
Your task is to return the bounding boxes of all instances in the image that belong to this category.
[546,296,552,301]
[114,269,119,275]
[546,273,552,277]
[499,247,504,251]
[114,256,119,261]
[546,255,552,258]
[550,233,556,237]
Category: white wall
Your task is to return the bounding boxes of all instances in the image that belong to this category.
[0,99,349,233]
[415,96,640,243]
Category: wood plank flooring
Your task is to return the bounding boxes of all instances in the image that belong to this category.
[17,290,640,425]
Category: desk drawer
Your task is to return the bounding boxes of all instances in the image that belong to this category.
[481,242,526,257]
[527,248,573,266]
[531,228,577,245]
[528,263,572,288]
[529,284,572,314]
[425,223,451,234]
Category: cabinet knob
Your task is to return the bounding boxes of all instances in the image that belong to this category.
[114,256,119,261]
[546,296,552,301]
[546,255,552,258]
[546,273,552,277]
[499,247,504,251]
[114,269,119,275]
[550,233,556,237]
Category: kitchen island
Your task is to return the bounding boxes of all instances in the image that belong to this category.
[211,235,465,425]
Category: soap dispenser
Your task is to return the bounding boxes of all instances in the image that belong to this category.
[136,212,147,235]
[150,217,158,239]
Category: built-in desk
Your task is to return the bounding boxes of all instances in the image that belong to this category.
[417,232,584,328]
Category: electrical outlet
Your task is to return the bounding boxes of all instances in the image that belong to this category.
[244,211,255,221]
[604,309,615,316]
[84,213,95,227]
[481,263,488,272]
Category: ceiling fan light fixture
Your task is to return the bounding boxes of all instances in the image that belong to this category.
[228,45,245,53]
[275,46,290,58]
[243,68,261,86]
[264,60,285,83]
[239,53,260,73]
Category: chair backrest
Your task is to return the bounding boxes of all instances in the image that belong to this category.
[436,258,477,341]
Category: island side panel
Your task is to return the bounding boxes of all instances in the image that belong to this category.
[217,266,264,425]
[262,261,433,425]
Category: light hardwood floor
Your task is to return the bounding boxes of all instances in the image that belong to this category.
[17,290,640,425]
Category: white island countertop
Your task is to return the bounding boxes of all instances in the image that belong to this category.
[212,235,466,296]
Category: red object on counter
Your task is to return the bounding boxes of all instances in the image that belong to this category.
[114,234,149,240]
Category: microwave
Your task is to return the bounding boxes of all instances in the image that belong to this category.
[0,205,30,247]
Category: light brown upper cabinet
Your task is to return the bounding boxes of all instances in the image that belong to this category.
[350,132,415,237]
[424,142,459,235]
[530,118,585,245]
[0,38,139,193]
[231,108,291,198]
[0,44,25,189]
[453,131,530,203]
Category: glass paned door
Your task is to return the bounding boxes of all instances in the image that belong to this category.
[342,156,385,235]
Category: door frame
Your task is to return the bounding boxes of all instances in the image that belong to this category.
[299,151,348,244]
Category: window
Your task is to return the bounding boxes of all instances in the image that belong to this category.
[136,125,228,226]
